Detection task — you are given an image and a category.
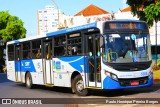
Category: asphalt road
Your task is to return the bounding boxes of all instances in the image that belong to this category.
[1,73,160,107]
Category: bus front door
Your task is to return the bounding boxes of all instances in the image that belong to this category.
[43,40,53,84]
[86,34,101,88]
[15,45,22,82]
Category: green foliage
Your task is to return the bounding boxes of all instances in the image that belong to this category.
[158,59,160,66]
[0,11,26,41]
[152,59,160,70]
[152,64,160,70]
[127,0,160,27]
[144,2,160,26]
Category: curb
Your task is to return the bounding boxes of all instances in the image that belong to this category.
[154,79,160,84]
[66,104,93,107]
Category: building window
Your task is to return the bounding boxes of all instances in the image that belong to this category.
[38,11,42,13]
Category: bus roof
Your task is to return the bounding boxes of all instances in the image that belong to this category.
[47,20,145,36]
[7,35,46,45]
[7,19,145,45]
[7,22,97,45]
[46,22,97,37]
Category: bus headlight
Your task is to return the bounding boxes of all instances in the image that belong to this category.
[111,74,118,81]
[105,70,118,81]
[105,71,111,77]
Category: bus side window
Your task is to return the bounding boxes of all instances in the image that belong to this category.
[36,50,41,58]
[67,34,82,56]
[32,40,41,59]
[8,45,15,61]
[54,35,66,56]
[22,41,31,59]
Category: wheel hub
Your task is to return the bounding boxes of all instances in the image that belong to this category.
[76,80,84,92]
[26,77,30,86]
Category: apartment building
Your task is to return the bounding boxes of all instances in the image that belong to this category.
[37,5,60,35]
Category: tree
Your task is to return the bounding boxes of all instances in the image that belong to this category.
[0,11,26,72]
[126,0,159,27]
[0,11,26,41]
[127,0,160,64]
[144,1,160,26]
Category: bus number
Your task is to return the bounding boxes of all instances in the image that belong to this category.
[141,72,148,76]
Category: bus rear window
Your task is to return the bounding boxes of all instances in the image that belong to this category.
[8,45,14,61]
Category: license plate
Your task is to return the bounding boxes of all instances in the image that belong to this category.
[130,81,139,86]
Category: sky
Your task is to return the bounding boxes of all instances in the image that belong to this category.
[0,0,127,37]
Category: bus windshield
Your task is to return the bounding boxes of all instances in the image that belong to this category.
[103,33,152,63]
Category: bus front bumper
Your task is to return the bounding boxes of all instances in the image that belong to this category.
[103,75,153,90]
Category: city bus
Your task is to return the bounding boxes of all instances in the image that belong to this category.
[6,20,153,96]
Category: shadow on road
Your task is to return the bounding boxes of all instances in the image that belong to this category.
[0,73,11,83]
[88,84,160,97]
[16,83,160,97]
[1,73,160,97]
[17,83,73,95]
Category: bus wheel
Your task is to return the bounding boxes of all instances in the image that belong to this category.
[72,75,88,96]
[25,73,33,89]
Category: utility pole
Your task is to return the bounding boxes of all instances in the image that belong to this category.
[51,0,59,29]
[155,20,158,64]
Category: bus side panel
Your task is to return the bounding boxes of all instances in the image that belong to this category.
[52,56,85,87]
[21,59,44,85]
[32,59,44,85]
[7,61,16,81]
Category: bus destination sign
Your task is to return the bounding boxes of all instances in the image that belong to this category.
[105,22,148,30]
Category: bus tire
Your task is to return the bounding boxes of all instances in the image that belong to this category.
[72,75,88,96]
[25,73,33,89]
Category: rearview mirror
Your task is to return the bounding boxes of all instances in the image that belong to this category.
[100,35,104,48]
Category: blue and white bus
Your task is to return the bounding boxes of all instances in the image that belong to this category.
[6,20,153,96]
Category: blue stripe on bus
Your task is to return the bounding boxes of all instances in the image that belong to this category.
[20,60,36,72]
[103,75,153,89]
[46,22,97,37]
[16,57,86,73]
[58,56,85,72]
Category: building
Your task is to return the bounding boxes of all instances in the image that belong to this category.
[58,4,112,29]
[37,5,61,35]
[73,4,112,26]
[38,4,160,46]
[115,7,138,20]
[37,4,112,33]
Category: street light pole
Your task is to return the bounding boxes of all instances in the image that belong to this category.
[51,0,59,29]
[155,20,158,64]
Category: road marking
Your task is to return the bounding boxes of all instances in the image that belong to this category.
[155,89,160,93]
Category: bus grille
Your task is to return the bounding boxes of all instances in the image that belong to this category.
[116,64,149,71]
[107,61,151,71]
[118,76,148,86]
